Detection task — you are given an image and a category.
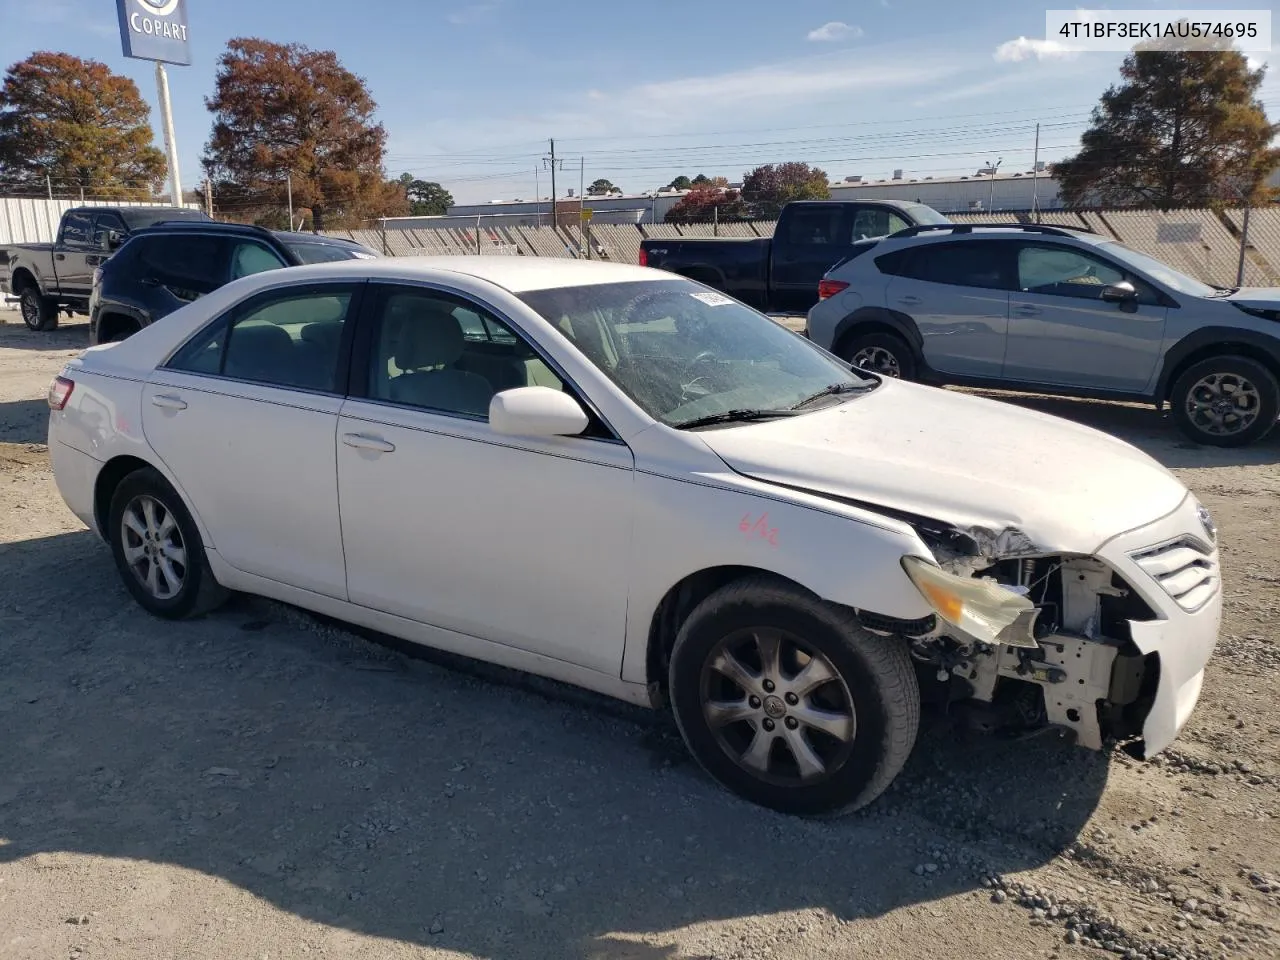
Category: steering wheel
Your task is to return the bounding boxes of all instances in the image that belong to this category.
[679,350,720,399]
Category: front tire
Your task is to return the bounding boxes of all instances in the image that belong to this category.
[107,467,229,619]
[19,287,58,331]
[1170,355,1279,448]
[668,576,920,817]
[840,330,916,380]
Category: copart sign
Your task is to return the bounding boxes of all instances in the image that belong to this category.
[116,0,191,66]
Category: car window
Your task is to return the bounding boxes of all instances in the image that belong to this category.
[889,241,1012,290]
[136,236,228,301]
[229,241,288,280]
[786,207,842,246]
[518,278,874,427]
[851,209,909,241]
[59,212,95,248]
[92,213,127,249]
[283,240,372,263]
[167,284,357,393]
[1017,244,1126,299]
[366,287,565,418]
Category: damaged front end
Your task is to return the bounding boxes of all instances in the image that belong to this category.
[873,519,1159,751]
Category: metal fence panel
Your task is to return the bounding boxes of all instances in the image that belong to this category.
[1224,208,1280,285]
[0,197,201,245]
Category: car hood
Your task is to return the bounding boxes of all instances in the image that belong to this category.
[696,380,1189,556]
[1225,287,1280,311]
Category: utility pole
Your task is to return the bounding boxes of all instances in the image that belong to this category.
[534,167,540,226]
[1030,124,1041,223]
[987,157,1003,213]
[542,139,564,235]
[286,174,294,230]
[46,174,52,200]
[204,177,213,217]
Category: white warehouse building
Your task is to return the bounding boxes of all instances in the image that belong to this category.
[828,167,1062,213]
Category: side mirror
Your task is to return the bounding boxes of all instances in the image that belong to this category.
[1100,280,1137,302]
[106,231,125,251]
[489,386,589,438]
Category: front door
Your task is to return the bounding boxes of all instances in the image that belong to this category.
[141,281,363,598]
[1002,242,1169,392]
[54,210,98,296]
[336,282,635,675]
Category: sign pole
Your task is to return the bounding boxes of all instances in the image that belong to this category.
[155,61,182,206]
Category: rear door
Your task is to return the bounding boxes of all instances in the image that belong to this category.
[770,205,852,313]
[53,210,98,296]
[878,239,1014,378]
[134,235,231,312]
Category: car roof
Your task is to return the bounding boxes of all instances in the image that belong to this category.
[887,223,1109,246]
[266,256,672,293]
[63,206,211,228]
[274,230,363,247]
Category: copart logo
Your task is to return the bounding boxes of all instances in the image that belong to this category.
[130,0,187,40]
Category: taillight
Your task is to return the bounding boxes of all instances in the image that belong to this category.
[638,248,648,267]
[818,279,849,300]
[48,376,74,411]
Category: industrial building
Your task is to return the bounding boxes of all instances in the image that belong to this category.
[828,167,1062,213]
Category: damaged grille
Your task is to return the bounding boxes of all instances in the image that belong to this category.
[1130,537,1218,613]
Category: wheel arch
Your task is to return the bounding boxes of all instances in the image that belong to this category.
[95,309,146,343]
[644,565,817,705]
[10,267,39,295]
[831,307,924,361]
[1157,327,1280,403]
[92,453,214,553]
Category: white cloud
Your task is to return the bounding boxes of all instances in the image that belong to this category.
[807,22,863,43]
[993,37,1077,62]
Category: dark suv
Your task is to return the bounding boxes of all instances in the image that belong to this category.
[89,222,378,345]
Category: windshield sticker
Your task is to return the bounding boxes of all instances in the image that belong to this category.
[690,291,734,307]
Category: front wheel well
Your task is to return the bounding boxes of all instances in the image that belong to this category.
[645,566,817,704]
[93,455,153,542]
[1161,343,1280,403]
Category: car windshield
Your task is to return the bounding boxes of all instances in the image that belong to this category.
[284,240,376,263]
[1097,241,1217,297]
[517,278,874,427]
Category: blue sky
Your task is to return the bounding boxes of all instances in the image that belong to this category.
[1,0,1276,205]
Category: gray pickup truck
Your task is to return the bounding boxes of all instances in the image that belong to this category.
[1,205,210,331]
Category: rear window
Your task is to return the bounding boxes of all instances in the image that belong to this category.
[285,240,376,264]
[876,240,1011,289]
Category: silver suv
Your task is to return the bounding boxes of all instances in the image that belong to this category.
[807,223,1280,446]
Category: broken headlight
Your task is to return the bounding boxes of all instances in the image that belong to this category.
[901,555,1040,648]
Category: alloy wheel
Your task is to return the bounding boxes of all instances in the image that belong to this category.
[120,495,188,600]
[700,628,856,786]
[1184,372,1261,437]
[851,345,901,378]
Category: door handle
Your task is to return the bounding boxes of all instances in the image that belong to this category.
[55,253,66,261]
[343,433,395,453]
[1014,305,1042,316]
[897,295,922,306]
[150,394,188,411]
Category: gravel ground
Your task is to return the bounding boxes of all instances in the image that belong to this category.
[1,308,1278,960]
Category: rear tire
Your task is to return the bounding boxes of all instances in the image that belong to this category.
[668,576,919,817]
[840,330,916,380]
[19,286,58,331]
[1169,355,1279,448]
[107,467,229,620]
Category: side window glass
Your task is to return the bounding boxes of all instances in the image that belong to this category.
[1017,245,1125,299]
[92,214,126,250]
[368,288,564,418]
[850,209,909,241]
[786,209,842,246]
[915,242,1009,289]
[137,236,227,301]
[229,241,288,280]
[60,212,95,248]
[169,286,355,393]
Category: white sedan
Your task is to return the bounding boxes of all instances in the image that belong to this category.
[48,257,1220,816]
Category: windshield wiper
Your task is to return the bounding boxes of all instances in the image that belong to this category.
[672,409,802,430]
[790,381,877,410]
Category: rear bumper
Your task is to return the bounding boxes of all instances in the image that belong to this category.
[50,437,102,536]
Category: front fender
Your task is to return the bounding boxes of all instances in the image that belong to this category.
[620,468,933,684]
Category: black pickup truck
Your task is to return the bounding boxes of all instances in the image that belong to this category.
[1,205,211,331]
[639,199,951,313]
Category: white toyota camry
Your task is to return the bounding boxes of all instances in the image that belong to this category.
[47,256,1221,816]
